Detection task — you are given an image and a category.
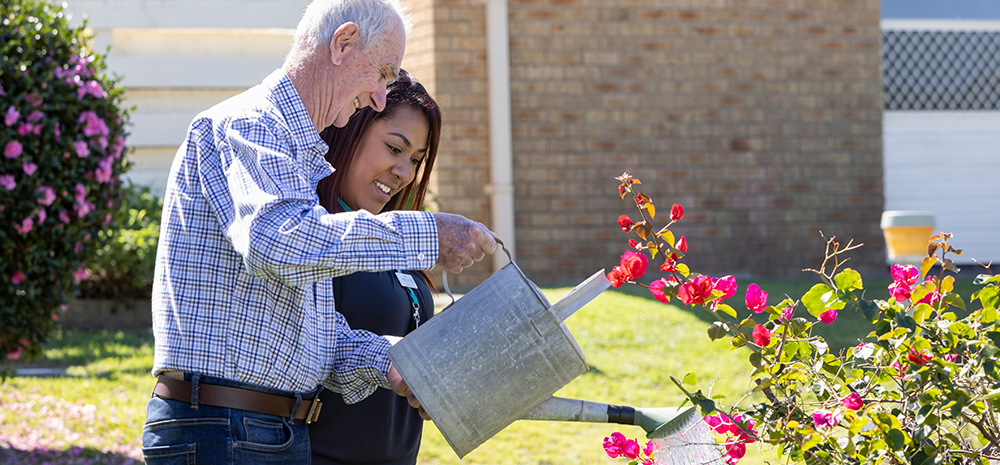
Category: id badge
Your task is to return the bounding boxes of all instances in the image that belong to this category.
[395,272,418,289]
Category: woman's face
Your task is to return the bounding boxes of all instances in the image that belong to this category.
[340,106,429,213]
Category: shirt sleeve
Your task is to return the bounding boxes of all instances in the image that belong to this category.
[199,115,438,286]
[319,310,393,404]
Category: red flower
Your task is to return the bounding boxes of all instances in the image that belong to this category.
[607,266,628,288]
[907,348,932,366]
[660,257,677,272]
[620,250,648,280]
[670,203,684,221]
[618,215,634,232]
[628,239,641,250]
[675,236,688,252]
[649,278,671,303]
[752,324,771,347]
[678,275,713,306]
[819,308,838,324]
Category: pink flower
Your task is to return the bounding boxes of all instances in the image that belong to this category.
[77,79,105,99]
[78,110,110,137]
[95,156,114,183]
[649,278,671,303]
[841,392,864,410]
[745,283,768,313]
[6,345,23,360]
[59,210,71,224]
[890,264,919,286]
[4,105,19,126]
[11,271,26,285]
[944,354,958,363]
[36,185,56,205]
[711,275,738,299]
[22,161,37,176]
[14,217,33,235]
[618,215,634,232]
[73,140,90,158]
[4,140,22,158]
[782,305,795,322]
[670,203,684,221]
[724,442,746,465]
[37,209,46,224]
[819,308,838,324]
[603,432,627,458]
[0,174,14,190]
[621,438,641,459]
[812,408,840,429]
[73,267,89,283]
[26,110,43,124]
[888,264,919,302]
[752,324,771,347]
[620,250,648,281]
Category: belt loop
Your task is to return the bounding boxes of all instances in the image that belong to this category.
[288,392,302,423]
[190,373,201,410]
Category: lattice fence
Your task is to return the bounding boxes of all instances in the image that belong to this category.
[882,29,1000,110]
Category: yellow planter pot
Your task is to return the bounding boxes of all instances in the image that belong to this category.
[880,211,935,266]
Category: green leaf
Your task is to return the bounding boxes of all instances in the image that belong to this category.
[707,321,729,341]
[682,372,698,386]
[974,286,1000,310]
[834,268,863,291]
[942,293,966,311]
[717,304,737,319]
[802,283,841,317]
[912,303,934,324]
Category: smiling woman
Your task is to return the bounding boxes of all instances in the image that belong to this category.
[311,69,443,465]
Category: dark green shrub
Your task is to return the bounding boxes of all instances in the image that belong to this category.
[77,183,161,300]
[1,0,131,370]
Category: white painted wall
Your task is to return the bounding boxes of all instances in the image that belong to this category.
[883,111,1000,265]
[64,1,310,195]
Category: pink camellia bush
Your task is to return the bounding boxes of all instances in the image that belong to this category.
[602,173,1000,465]
[1,0,131,373]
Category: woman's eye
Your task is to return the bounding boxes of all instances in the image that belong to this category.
[411,157,420,165]
[386,144,401,154]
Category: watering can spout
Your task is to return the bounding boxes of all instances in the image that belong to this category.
[520,396,698,439]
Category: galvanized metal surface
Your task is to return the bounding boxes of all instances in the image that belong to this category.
[388,263,609,457]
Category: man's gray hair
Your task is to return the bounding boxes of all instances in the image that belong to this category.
[293,0,412,54]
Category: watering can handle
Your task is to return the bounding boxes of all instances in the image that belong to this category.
[440,237,510,307]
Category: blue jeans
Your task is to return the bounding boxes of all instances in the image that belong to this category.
[141,373,319,465]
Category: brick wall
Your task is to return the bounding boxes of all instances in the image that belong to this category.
[408,0,885,290]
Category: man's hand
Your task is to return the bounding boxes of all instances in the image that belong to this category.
[433,212,498,273]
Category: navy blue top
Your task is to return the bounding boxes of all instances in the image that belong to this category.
[309,270,434,465]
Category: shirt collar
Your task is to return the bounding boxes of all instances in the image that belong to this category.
[264,69,334,181]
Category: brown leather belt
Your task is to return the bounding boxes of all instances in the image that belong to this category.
[152,376,323,423]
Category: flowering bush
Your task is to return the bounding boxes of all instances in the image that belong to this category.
[1,0,130,372]
[603,173,1000,465]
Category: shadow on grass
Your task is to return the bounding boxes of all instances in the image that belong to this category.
[10,329,155,380]
[0,444,140,465]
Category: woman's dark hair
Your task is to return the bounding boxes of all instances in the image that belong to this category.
[317,69,442,214]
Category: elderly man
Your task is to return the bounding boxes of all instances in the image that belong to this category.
[140,1,497,463]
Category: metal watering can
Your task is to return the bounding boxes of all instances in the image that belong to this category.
[389,240,710,459]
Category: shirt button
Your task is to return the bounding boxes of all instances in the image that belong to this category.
[417,253,426,261]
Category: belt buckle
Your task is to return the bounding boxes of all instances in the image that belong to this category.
[305,397,323,424]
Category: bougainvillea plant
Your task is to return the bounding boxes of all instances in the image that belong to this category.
[1,0,131,374]
[603,173,1000,465]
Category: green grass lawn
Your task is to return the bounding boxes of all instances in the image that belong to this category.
[2,274,978,464]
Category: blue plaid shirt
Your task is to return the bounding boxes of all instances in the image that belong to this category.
[151,70,438,402]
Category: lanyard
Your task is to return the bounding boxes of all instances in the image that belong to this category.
[338,199,421,328]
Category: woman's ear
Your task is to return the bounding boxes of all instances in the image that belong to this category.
[330,22,360,66]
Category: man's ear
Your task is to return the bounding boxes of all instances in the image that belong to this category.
[330,22,360,66]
